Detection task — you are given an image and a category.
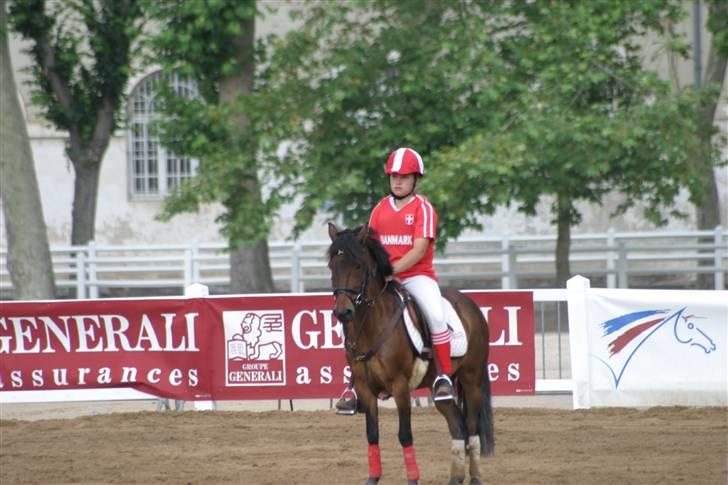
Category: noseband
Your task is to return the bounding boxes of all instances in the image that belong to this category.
[333,266,371,307]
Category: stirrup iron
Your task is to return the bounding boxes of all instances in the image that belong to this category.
[432,374,454,402]
[335,387,358,415]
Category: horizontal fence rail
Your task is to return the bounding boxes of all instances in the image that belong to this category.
[1,227,726,299]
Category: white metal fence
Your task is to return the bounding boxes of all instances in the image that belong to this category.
[1,227,726,299]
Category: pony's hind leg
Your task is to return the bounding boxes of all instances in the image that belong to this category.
[460,363,493,485]
[434,395,467,484]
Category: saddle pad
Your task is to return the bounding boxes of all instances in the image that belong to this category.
[403,295,468,358]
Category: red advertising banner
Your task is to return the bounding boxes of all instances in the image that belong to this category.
[0,291,534,400]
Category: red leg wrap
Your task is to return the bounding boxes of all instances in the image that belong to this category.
[433,340,452,375]
[368,444,382,478]
[402,445,420,481]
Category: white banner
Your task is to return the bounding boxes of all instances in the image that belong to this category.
[568,276,727,408]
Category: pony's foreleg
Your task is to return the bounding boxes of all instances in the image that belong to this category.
[361,390,381,485]
[393,382,420,484]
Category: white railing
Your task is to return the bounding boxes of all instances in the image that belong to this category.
[0,227,726,299]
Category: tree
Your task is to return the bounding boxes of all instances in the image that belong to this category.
[695,0,727,234]
[260,1,505,236]
[146,0,278,293]
[8,0,143,246]
[263,1,712,288]
[692,0,727,289]
[1,0,55,299]
[435,1,713,287]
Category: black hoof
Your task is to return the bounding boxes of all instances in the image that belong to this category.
[364,477,379,485]
[448,478,463,485]
[407,480,418,485]
[469,479,482,485]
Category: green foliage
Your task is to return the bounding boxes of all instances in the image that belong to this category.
[145,0,721,250]
[9,0,142,145]
[144,0,291,247]
[706,0,728,58]
[265,0,714,243]
[432,0,708,233]
[143,0,257,103]
[262,1,508,237]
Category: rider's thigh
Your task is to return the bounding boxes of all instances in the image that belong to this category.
[401,275,446,333]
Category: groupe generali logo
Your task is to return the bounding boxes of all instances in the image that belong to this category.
[222,310,286,386]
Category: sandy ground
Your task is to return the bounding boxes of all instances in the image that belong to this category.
[1,397,726,484]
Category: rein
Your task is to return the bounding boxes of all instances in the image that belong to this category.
[349,287,404,362]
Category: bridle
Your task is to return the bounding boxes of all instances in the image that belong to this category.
[330,249,401,362]
[332,259,371,307]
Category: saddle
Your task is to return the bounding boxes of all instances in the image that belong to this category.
[397,287,433,360]
[395,286,468,359]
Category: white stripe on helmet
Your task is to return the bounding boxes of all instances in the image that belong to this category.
[392,148,406,172]
[411,149,424,174]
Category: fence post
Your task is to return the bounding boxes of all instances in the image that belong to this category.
[192,243,200,282]
[617,241,628,288]
[566,275,592,409]
[606,228,616,288]
[76,250,86,299]
[291,243,301,293]
[508,244,518,289]
[88,241,98,299]
[715,226,724,290]
[183,249,193,289]
[501,237,511,289]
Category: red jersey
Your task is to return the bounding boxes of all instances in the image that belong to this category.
[369,194,438,281]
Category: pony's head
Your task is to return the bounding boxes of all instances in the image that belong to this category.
[326,223,393,323]
[674,312,717,354]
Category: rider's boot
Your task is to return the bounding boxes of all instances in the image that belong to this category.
[432,332,454,402]
[335,386,358,415]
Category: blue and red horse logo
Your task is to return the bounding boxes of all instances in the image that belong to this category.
[594,307,716,388]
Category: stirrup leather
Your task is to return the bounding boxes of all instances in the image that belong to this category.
[432,374,454,402]
[335,387,358,415]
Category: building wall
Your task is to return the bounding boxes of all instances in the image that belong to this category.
[1,2,726,250]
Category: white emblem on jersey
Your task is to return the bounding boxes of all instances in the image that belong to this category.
[405,214,414,225]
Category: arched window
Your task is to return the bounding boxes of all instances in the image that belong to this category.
[127,72,199,198]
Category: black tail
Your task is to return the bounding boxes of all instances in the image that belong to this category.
[479,361,495,456]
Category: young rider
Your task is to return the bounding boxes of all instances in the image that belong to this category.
[336,147,453,414]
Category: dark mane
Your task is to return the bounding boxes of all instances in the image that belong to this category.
[327,225,394,278]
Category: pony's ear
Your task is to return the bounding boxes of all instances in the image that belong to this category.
[356,224,369,243]
[327,222,340,241]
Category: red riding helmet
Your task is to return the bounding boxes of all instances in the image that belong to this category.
[384,147,424,175]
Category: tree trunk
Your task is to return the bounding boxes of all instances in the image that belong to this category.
[230,239,275,293]
[696,20,725,231]
[221,7,274,293]
[555,194,572,288]
[695,7,726,289]
[70,158,102,246]
[0,0,56,299]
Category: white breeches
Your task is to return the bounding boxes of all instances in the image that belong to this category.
[401,275,448,337]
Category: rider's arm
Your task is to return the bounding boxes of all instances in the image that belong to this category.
[392,237,430,275]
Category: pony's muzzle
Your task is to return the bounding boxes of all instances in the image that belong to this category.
[334,307,354,323]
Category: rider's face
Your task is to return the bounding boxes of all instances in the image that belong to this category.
[389,173,416,197]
